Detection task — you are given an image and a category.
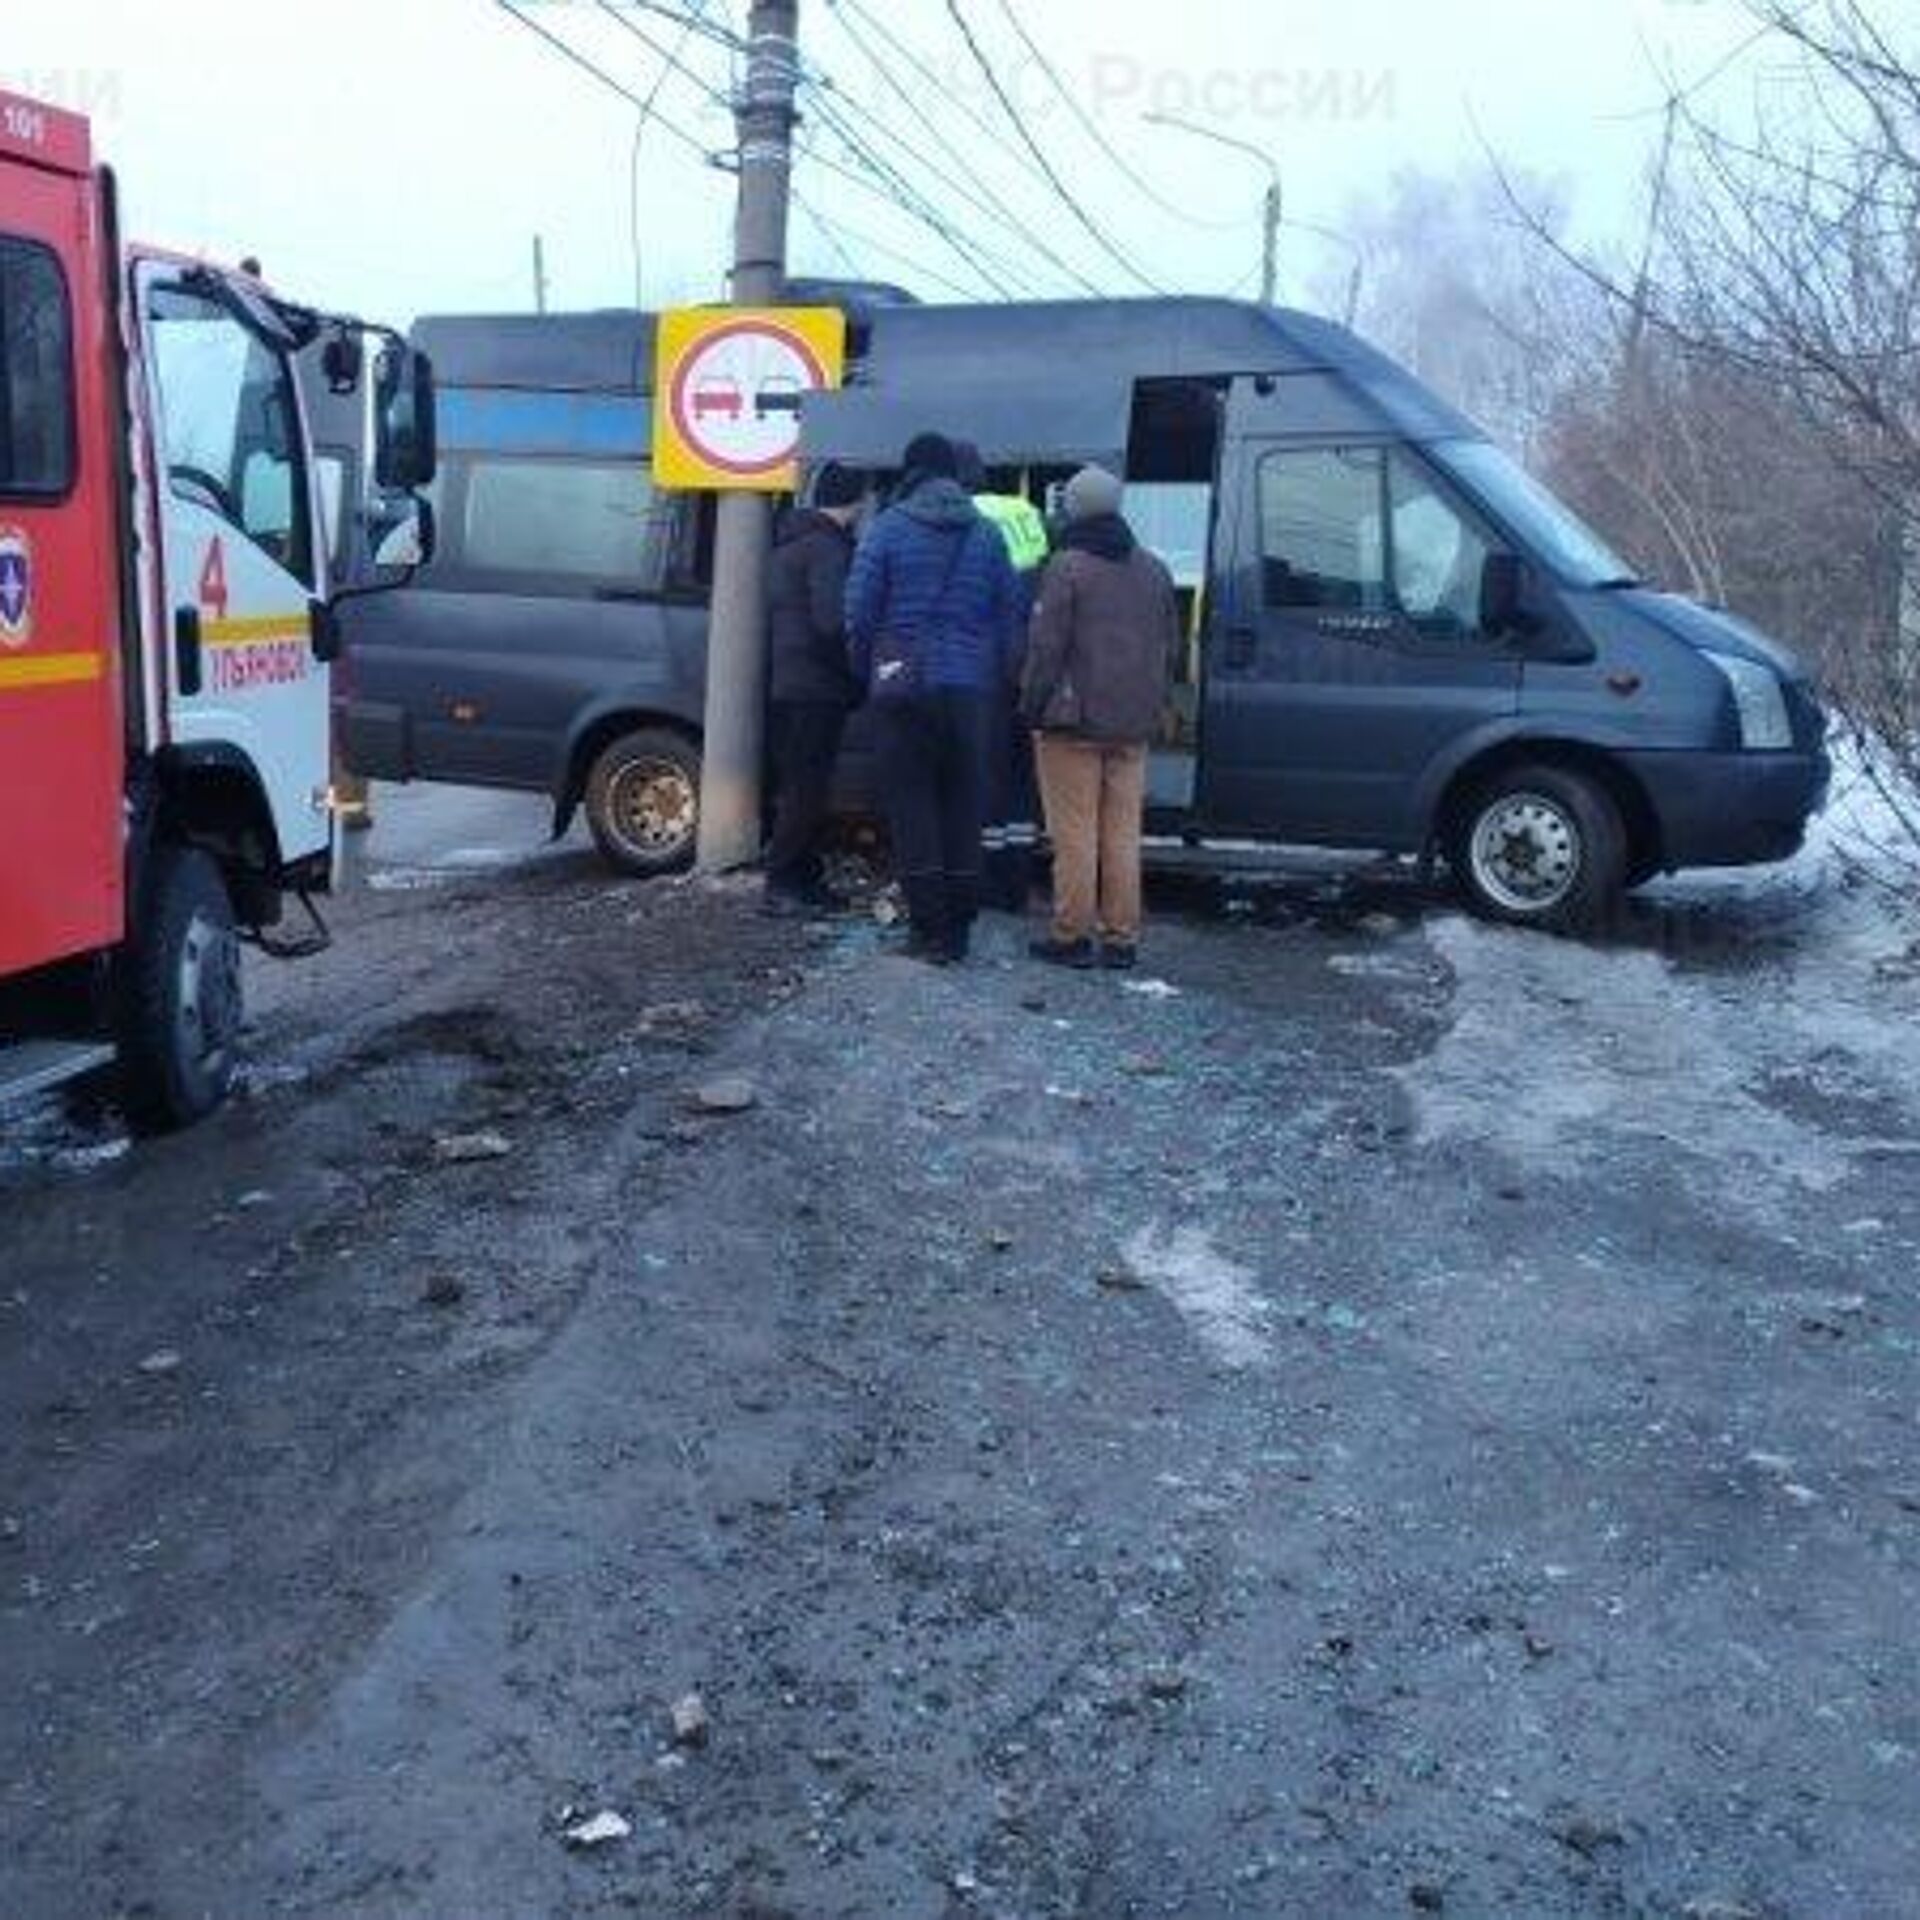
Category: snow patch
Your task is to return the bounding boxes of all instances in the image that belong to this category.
[363,866,458,894]
[1400,887,1920,1216]
[1122,1224,1272,1369]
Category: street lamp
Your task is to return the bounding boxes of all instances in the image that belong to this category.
[1143,111,1282,305]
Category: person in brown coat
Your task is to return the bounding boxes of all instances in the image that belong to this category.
[1020,465,1179,970]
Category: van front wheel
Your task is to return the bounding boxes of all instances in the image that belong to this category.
[1451,764,1624,934]
[584,728,702,876]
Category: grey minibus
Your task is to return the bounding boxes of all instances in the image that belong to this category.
[338,288,1830,932]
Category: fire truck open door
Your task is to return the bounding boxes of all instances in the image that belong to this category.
[133,257,332,873]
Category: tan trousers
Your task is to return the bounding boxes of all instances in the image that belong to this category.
[1034,735,1148,944]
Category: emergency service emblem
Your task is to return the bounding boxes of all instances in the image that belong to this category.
[0,524,32,648]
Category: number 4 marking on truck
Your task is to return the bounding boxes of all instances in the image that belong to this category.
[198,537,229,622]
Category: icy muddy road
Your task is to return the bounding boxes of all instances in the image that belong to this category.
[3,793,1918,1918]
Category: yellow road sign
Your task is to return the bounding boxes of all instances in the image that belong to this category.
[653,306,846,491]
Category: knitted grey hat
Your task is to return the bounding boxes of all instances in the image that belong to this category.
[1063,463,1123,522]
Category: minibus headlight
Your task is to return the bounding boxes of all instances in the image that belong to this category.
[1705,651,1793,750]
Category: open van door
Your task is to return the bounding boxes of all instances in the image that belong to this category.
[1199,376,1520,848]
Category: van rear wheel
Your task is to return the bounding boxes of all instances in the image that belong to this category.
[1451,764,1625,935]
[584,728,702,876]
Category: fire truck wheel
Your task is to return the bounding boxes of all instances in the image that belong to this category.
[584,728,702,876]
[119,846,244,1132]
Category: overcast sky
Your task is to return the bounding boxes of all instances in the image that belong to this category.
[5,0,1779,325]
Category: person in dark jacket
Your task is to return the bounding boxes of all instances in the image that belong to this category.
[846,432,1019,964]
[1021,464,1179,970]
[953,440,1048,914]
[763,462,866,914]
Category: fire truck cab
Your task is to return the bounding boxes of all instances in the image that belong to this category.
[0,90,435,1129]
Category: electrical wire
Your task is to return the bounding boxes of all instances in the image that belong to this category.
[1604,15,1782,124]
[491,0,719,163]
[822,0,1175,292]
[802,24,1110,295]
[799,105,1033,297]
[831,0,1055,189]
[625,0,718,303]
[612,0,746,54]
[597,0,732,104]
[989,0,1228,231]
[791,187,990,303]
[941,0,1165,292]
[592,0,1036,298]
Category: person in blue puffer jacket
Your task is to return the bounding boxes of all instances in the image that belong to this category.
[846,431,1019,964]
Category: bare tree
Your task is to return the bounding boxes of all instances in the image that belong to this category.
[1497,1,1920,864]
[1325,165,1607,462]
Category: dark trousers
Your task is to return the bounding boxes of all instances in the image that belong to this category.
[981,691,1040,912]
[874,690,989,953]
[765,700,849,895]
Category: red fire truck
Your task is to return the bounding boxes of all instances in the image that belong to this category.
[0,90,434,1128]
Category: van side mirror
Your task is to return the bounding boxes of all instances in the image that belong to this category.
[374,345,438,492]
[1480,550,1528,636]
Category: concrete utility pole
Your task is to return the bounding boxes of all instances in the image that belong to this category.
[532,234,549,314]
[696,0,799,871]
[1259,179,1280,308]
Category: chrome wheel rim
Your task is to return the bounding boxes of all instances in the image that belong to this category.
[177,908,241,1081]
[608,759,697,858]
[1470,792,1581,913]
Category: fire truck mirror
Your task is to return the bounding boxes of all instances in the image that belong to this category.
[374,346,437,493]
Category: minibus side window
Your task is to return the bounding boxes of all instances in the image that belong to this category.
[1256,448,1387,613]
[1258,445,1497,642]
[448,452,675,594]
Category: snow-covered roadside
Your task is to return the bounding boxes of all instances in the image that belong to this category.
[1820,724,1920,897]
[1395,737,1920,1232]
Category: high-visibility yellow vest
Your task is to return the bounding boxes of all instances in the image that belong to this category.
[973,492,1050,573]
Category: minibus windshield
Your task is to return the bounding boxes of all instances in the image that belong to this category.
[1436,440,1638,589]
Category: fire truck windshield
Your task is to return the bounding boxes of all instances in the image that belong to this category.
[148,284,311,586]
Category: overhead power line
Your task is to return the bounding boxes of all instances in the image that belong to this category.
[830,0,1063,196]
[792,188,991,303]
[989,0,1225,231]
[803,82,1067,295]
[941,0,1165,293]
[805,18,1109,295]
[799,102,1032,297]
[620,0,719,304]
[492,0,720,164]
[595,0,732,106]
[610,0,746,53]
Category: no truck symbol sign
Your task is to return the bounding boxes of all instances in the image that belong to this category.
[654,307,846,492]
